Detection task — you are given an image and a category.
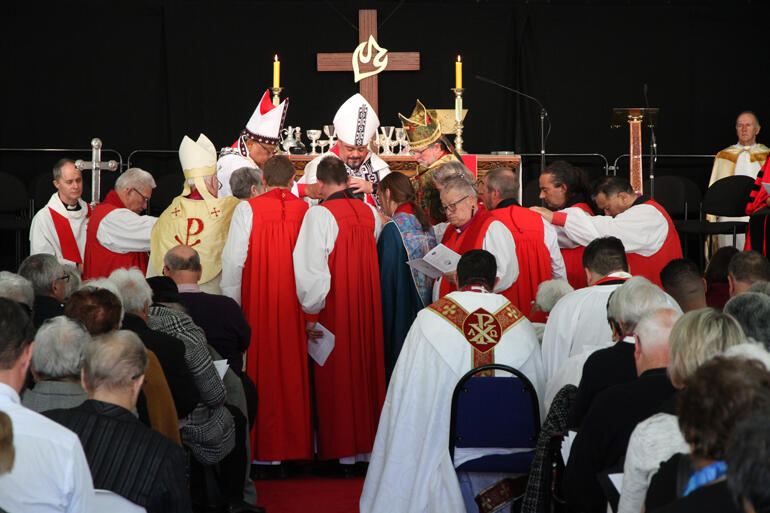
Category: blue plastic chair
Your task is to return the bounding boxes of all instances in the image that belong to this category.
[449,363,541,473]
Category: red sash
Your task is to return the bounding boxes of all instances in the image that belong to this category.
[428,296,524,376]
[439,209,495,297]
[48,207,87,263]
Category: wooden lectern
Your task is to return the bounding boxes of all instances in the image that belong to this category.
[611,108,659,194]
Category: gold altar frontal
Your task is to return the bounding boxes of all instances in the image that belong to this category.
[288,154,521,178]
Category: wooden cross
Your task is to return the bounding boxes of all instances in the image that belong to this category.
[317,9,420,115]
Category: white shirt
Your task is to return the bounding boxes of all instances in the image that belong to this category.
[360,291,545,513]
[432,220,519,302]
[97,208,157,253]
[557,203,669,257]
[29,193,89,266]
[221,201,253,304]
[293,199,382,315]
[540,274,629,381]
[541,219,567,280]
[297,150,390,207]
[0,382,94,513]
[216,152,257,198]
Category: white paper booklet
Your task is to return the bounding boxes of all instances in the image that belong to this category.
[212,359,229,380]
[308,322,335,366]
[407,243,462,279]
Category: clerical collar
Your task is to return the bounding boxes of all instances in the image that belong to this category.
[494,197,519,210]
[177,283,201,293]
[460,284,491,293]
[60,196,81,211]
[593,272,632,286]
[323,188,362,203]
[564,193,588,209]
[455,208,480,234]
[632,194,650,207]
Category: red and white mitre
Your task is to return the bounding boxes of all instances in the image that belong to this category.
[333,93,379,146]
[242,89,289,145]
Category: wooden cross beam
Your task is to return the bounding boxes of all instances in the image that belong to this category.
[317,9,420,116]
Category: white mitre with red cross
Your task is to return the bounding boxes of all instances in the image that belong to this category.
[242,90,289,145]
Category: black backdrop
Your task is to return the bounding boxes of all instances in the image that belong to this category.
[1,0,769,268]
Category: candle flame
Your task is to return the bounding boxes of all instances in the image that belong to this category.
[457,55,461,62]
[274,54,279,61]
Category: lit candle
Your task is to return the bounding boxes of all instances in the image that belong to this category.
[455,55,462,89]
[273,55,280,88]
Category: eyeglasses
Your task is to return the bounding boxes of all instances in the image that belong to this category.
[440,195,469,214]
[132,187,150,204]
[409,146,429,157]
[56,274,70,282]
[258,142,278,155]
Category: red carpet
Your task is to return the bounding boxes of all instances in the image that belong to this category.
[254,477,364,513]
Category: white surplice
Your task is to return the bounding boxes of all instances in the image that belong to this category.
[540,273,630,381]
[360,291,545,513]
[293,199,382,315]
[297,150,390,207]
[29,193,89,266]
[216,151,257,198]
[541,218,567,280]
[432,220,519,302]
[221,201,253,304]
[96,208,157,254]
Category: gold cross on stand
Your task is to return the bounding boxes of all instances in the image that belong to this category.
[317,9,420,116]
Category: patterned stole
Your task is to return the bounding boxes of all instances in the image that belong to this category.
[428,297,524,376]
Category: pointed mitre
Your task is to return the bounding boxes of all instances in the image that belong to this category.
[398,99,443,150]
[333,93,380,146]
[242,89,289,145]
[180,134,217,179]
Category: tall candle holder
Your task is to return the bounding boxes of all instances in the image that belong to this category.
[451,87,465,154]
[270,87,283,107]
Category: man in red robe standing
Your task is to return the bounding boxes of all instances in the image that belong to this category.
[221,155,313,465]
[83,168,158,280]
[293,156,385,465]
[481,167,566,315]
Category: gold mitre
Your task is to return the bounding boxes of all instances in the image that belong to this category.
[180,134,217,197]
[398,99,443,150]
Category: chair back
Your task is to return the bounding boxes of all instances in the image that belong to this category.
[0,172,29,213]
[93,489,147,513]
[449,363,541,473]
[702,175,755,217]
[149,173,184,216]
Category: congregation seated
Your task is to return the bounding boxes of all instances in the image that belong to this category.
[44,330,191,513]
[361,249,545,513]
[108,268,200,418]
[528,279,573,340]
[0,297,94,512]
[618,308,746,513]
[564,307,680,512]
[727,250,770,297]
[17,253,67,328]
[659,258,707,312]
[644,357,770,513]
[61,263,80,300]
[569,276,679,428]
[21,316,88,412]
[704,246,738,308]
[748,279,770,295]
[0,271,34,309]
[726,408,770,513]
[723,291,770,347]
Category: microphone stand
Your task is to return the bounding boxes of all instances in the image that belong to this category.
[643,84,657,199]
[476,75,548,174]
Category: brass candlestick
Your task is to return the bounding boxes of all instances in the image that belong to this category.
[270,87,283,107]
[451,87,465,154]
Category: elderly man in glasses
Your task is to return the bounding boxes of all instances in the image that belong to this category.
[17,253,69,327]
[147,134,241,294]
[82,167,158,279]
[432,176,518,301]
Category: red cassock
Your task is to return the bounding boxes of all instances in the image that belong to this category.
[439,209,496,298]
[744,159,770,252]
[560,202,594,289]
[316,197,386,460]
[626,199,683,287]
[241,189,313,461]
[492,205,551,315]
[83,190,148,280]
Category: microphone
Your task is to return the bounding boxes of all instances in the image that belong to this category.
[476,75,546,113]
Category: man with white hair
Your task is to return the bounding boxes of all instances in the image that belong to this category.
[29,159,90,269]
[0,298,94,513]
[296,93,390,208]
[17,253,67,328]
[83,167,158,279]
[0,271,34,309]
[22,316,89,412]
[44,330,191,513]
[217,89,288,198]
[433,177,517,301]
[564,307,680,513]
[148,134,240,293]
[724,291,770,346]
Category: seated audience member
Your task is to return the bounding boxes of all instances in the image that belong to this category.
[541,236,631,380]
[704,246,739,308]
[644,357,770,513]
[0,271,34,308]
[107,268,199,418]
[22,316,89,412]
[618,309,746,513]
[229,166,265,200]
[660,259,707,312]
[61,263,81,300]
[0,411,12,476]
[748,279,770,295]
[528,279,574,337]
[564,307,680,513]
[728,250,770,297]
[45,330,191,513]
[361,250,545,513]
[724,291,770,346]
[0,298,94,513]
[726,408,770,513]
[569,276,680,428]
[17,253,67,327]
[66,286,181,444]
